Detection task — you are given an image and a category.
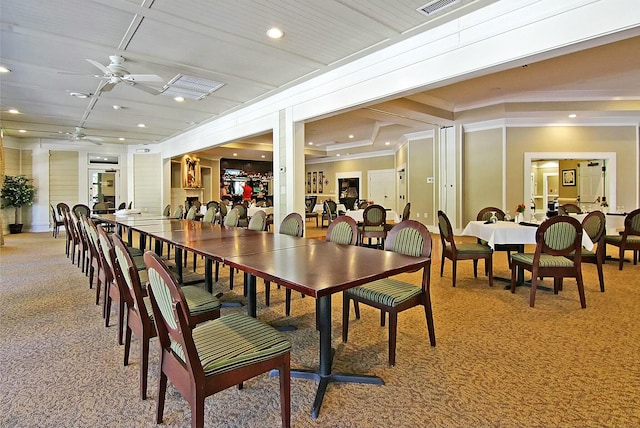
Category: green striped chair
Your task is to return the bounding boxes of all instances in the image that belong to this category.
[510,215,586,308]
[438,210,494,288]
[568,211,606,292]
[112,234,221,400]
[265,213,304,311]
[222,207,241,290]
[342,220,435,366]
[144,251,291,428]
[359,204,387,248]
[248,210,267,231]
[604,208,640,270]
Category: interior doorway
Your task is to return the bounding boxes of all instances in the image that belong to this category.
[368,169,396,208]
[89,169,119,208]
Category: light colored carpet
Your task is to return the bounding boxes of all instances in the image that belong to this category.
[1,232,639,427]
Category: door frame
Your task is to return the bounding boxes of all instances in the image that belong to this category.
[88,168,120,208]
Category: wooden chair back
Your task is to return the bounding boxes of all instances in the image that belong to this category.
[326,215,358,245]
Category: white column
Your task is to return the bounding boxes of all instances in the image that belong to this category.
[272,108,305,232]
[31,147,50,232]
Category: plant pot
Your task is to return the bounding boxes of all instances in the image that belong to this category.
[8,224,23,234]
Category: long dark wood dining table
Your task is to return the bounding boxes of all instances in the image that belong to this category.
[94,214,431,419]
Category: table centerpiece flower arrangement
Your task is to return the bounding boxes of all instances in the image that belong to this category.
[515,203,526,223]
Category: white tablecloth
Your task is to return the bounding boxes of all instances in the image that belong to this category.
[313,203,346,213]
[247,207,274,217]
[569,213,626,236]
[462,220,593,251]
[344,209,400,223]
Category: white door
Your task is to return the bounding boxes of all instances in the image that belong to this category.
[440,127,457,226]
[368,169,396,208]
[578,161,603,211]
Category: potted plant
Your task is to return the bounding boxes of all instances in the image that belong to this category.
[1,175,36,234]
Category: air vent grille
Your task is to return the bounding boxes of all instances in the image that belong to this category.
[160,74,224,100]
[417,0,460,16]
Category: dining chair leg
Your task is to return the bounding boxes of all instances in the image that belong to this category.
[577,270,586,309]
[123,326,132,366]
[388,312,398,366]
[156,368,167,424]
[472,260,478,278]
[192,394,205,428]
[451,261,457,287]
[596,259,605,292]
[529,268,539,308]
[140,336,150,400]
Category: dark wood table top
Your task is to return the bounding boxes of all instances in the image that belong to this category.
[184,232,322,262]
[225,241,428,298]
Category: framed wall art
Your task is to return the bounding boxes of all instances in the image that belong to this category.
[562,169,576,186]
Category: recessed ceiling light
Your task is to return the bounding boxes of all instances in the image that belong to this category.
[568,114,577,118]
[174,96,185,102]
[0,66,12,73]
[336,154,340,157]
[308,142,313,145]
[69,92,91,99]
[233,153,238,156]
[8,109,20,114]
[118,137,125,141]
[385,141,390,145]
[112,105,123,110]
[348,134,354,139]
[137,123,146,128]
[18,129,27,133]
[266,27,284,39]
[261,155,266,158]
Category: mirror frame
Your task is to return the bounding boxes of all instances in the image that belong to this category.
[524,152,616,211]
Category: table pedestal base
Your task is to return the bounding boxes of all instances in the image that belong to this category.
[271,348,383,419]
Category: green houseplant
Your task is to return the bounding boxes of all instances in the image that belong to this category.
[1,175,36,233]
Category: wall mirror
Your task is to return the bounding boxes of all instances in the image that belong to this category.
[525,152,616,213]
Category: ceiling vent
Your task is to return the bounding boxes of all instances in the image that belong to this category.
[160,74,224,100]
[417,0,461,16]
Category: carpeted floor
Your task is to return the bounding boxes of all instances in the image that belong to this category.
[1,231,639,427]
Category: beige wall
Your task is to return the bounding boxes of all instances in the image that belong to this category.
[505,126,638,215]
[462,128,503,224]
[407,136,436,225]
[307,156,394,204]
[558,159,580,203]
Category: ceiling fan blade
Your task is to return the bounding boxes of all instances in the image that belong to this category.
[124,74,163,83]
[130,82,160,95]
[86,59,111,75]
[86,139,103,146]
[98,80,117,93]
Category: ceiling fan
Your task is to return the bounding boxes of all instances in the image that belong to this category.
[63,127,104,145]
[85,55,163,95]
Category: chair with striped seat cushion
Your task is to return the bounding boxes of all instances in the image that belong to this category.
[144,251,291,428]
[438,210,494,288]
[265,213,304,311]
[510,215,586,308]
[604,208,640,270]
[359,204,387,248]
[567,211,606,291]
[248,210,267,231]
[326,215,359,245]
[112,234,221,400]
[342,220,435,366]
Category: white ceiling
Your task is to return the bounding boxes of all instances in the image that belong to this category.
[1,0,639,162]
